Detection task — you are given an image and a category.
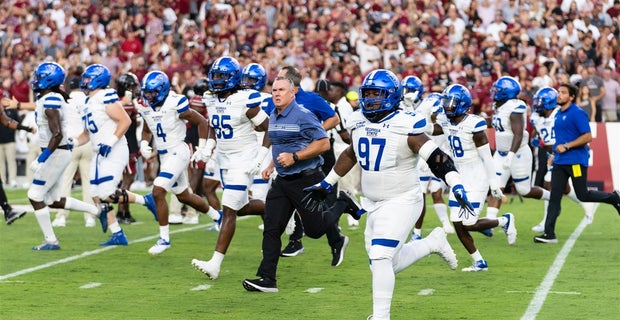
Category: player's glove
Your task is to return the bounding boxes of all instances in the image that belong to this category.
[98,136,118,157]
[489,179,504,200]
[140,140,152,159]
[191,138,215,163]
[246,146,270,176]
[30,148,52,172]
[204,158,217,175]
[530,138,541,148]
[452,184,476,220]
[502,151,515,170]
[301,180,335,212]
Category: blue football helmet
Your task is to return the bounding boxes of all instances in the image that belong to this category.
[491,76,521,102]
[141,71,170,107]
[441,84,472,118]
[532,87,558,113]
[208,56,241,93]
[359,69,402,122]
[31,62,66,91]
[241,63,267,91]
[401,75,424,103]
[81,64,111,92]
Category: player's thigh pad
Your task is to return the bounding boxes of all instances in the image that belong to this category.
[153,145,190,191]
[220,168,251,211]
[365,195,420,260]
[449,188,487,225]
[89,146,128,199]
[28,150,72,203]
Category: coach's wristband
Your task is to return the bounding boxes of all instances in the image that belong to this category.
[292,152,299,163]
[564,143,570,150]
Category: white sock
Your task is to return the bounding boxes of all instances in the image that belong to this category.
[207,207,221,220]
[393,239,432,273]
[497,216,507,227]
[109,221,121,234]
[65,197,98,215]
[471,250,483,262]
[211,251,225,266]
[540,188,550,201]
[434,203,449,225]
[134,194,145,205]
[34,207,57,243]
[541,200,549,225]
[486,207,499,219]
[412,228,422,236]
[371,259,394,320]
[160,225,170,241]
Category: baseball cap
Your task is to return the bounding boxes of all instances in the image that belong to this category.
[315,79,331,92]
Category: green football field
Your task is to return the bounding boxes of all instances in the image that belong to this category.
[1,188,618,320]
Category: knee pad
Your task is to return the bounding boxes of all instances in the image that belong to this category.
[27,188,44,203]
[515,181,531,196]
[368,242,397,260]
[109,189,129,204]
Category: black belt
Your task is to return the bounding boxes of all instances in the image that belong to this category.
[41,145,70,151]
[279,167,322,181]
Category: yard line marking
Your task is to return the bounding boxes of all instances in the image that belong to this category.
[190,284,212,291]
[305,288,324,293]
[506,290,580,295]
[520,217,589,320]
[80,282,102,289]
[418,288,435,296]
[0,217,252,281]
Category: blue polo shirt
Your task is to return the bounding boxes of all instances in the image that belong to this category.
[269,100,328,176]
[553,103,591,166]
[264,88,335,121]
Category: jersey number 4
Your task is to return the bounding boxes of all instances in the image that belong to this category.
[357,137,385,171]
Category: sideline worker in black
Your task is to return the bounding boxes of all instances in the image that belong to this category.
[242,76,358,293]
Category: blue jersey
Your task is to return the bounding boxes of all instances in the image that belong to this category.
[553,103,591,166]
[268,101,328,176]
[264,88,335,121]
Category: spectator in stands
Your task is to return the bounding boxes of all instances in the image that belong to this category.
[601,66,620,122]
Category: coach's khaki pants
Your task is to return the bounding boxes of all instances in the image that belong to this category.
[0,142,17,186]
[55,142,94,221]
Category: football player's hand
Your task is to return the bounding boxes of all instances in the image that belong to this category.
[191,145,212,163]
[98,143,112,157]
[452,184,474,213]
[30,148,52,172]
[503,151,515,170]
[204,158,217,175]
[301,180,335,212]
[490,187,504,200]
[140,140,152,159]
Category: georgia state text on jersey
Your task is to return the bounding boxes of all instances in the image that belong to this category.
[35,92,71,148]
[203,89,264,169]
[491,99,529,152]
[347,110,427,202]
[439,114,488,165]
[82,88,128,149]
[530,108,559,146]
[137,92,189,151]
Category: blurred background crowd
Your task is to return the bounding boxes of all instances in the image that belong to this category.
[0,0,619,187]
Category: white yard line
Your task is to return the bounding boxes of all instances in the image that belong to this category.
[520,217,589,320]
[0,217,252,281]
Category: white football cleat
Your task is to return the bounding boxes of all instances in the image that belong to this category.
[192,258,220,280]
